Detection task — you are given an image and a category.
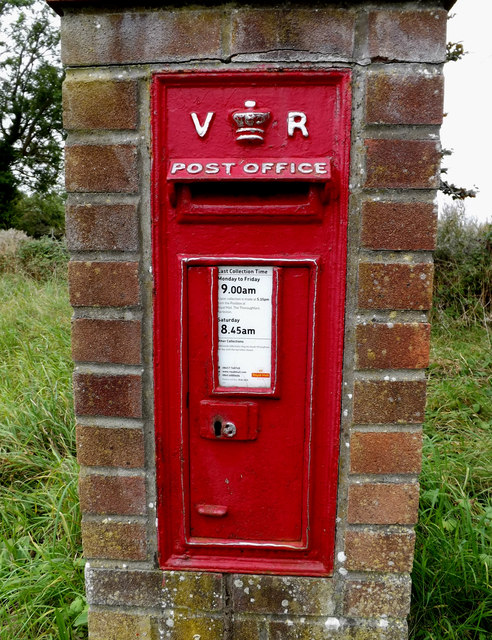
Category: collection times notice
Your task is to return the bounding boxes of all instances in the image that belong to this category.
[217,266,273,388]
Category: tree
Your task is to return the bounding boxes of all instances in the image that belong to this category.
[439,35,476,201]
[0,0,63,228]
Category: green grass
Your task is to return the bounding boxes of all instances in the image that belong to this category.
[0,273,86,640]
[0,270,490,639]
[410,322,492,640]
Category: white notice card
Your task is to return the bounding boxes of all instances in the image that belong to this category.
[217,266,273,388]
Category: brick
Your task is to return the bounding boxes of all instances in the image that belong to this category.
[269,619,407,640]
[231,574,334,615]
[365,139,440,189]
[344,577,412,618]
[155,614,224,640]
[350,431,422,474]
[88,611,152,640]
[61,10,223,66]
[358,263,433,311]
[161,571,223,611]
[79,474,146,515]
[361,201,437,251]
[353,380,427,425]
[356,322,431,369]
[69,261,140,307]
[86,567,162,607]
[66,203,139,252]
[368,9,447,63]
[269,621,331,640]
[270,619,407,640]
[345,530,416,573]
[63,79,138,130]
[76,425,145,468]
[65,145,138,193]
[74,373,142,418]
[81,521,147,560]
[230,8,355,58]
[231,617,264,640]
[348,483,420,524]
[72,318,141,365]
[366,72,444,125]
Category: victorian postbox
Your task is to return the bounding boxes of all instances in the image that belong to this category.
[152,71,351,576]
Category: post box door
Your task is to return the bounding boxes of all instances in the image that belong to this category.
[187,264,313,545]
[152,70,351,575]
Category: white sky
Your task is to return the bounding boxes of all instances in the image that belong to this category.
[440,0,492,222]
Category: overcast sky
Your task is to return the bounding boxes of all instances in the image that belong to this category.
[440,0,492,223]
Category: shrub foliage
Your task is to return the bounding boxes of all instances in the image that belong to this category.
[0,230,68,279]
[433,203,491,323]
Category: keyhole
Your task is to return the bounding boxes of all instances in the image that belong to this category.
[213,420,222,437]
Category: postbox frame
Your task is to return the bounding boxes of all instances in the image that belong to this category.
[152,69,351,576]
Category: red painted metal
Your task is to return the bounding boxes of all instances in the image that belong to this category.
[152,70,351,576]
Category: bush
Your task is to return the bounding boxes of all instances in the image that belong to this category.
[433,203,492,324]
[0,233,68,279]
[0,228,29,257]
[16,236,68,279]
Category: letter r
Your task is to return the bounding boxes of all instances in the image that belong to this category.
[287,112,309,138]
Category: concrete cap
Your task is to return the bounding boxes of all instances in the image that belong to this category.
[46,0,458,18]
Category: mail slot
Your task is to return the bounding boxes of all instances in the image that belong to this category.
[152,71,351,575]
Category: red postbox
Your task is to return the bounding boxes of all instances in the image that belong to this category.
[152,70,351,575]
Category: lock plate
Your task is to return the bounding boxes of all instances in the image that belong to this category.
[199,400,258,440]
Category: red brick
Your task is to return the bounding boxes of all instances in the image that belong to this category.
[230,8,355,58]
[66,203,139,251]
[65,144,138,193]
[353,380,427,424]
[73,373,142,418]
[63,79,138,130]
[76,425,145,468]
[356,322,431,369]
[344,578,412,617]
[345,530,416,573]
[72,318,141,365]
[348,483,419,524]
[368,9,447,63]
[366,72,444,125]
[81,521,147,560]
[358,263,433,310]
[350,431,422,474]
[361,201,437,251]
[79,474,146,515]
[365,139,440,189]
[60,10,223,66]
[69,261,140,307]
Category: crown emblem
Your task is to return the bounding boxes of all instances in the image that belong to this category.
[231,100,271,144]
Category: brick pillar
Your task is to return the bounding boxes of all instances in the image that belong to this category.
[48,1,454,638]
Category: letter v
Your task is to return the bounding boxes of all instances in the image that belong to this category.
[190,112,214,138]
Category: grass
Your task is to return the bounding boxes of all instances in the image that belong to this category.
[410,320,492,639]
[0,272,86,640]
[0,269,489,639]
